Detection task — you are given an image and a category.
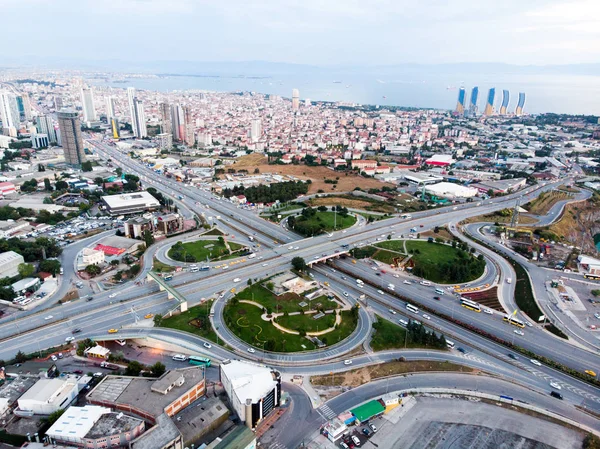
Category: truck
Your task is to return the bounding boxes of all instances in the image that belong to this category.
[99,361,120,370]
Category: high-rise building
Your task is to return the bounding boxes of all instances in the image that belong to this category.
[21,95,32,121]
[292,88,300,111]
[0,91,20,132]
[54,96,63,111]
[468,87,479,116]
[515,92,526,116]
[159,102,171,135]
[499,89,510,115]
[36,115,57,144]
[57,109,86,167]
[105,96,116,120]
[455,87,466,114]
[80,87,97,123]
[250,118,262,143]
[183,106,195,146]
[484,88,496,116]
[170,104,185,141]
[133,98,147,138]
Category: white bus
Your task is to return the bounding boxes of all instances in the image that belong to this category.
[406,304,419,314]
[434,288,445,295]
[446,340,455,349]
[190,266,200,273]
[460,298,481,312]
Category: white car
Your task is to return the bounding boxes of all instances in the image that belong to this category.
[514,329,524,336]
[483,309,493,315]
[393,274,400,278]
[50,355,58,361]
[403,280,411,285]
[389,309,397,315]
[65,336,75,342]
[343,291,349,297]
[344,360,352,365]
[109,293,117,298]
[398,319,408,326]
[203,342,212,349]
[422,314,431,320]
[294,247,299,250]
[247,348,256,353]
[530,359,542,367]
[549,381,562,390]
[44,315,53,320]
[525,321,533,327]
[222,265,228,269]
[377,290,384,295]
[371,266,378,270]
[262,263,269,267]
[233,278,241,283]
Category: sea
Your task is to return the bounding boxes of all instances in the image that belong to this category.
[89,70,600,116]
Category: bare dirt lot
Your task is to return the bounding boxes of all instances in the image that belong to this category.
[232,155,394,195]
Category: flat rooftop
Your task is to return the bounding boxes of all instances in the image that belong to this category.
[101,191,160,208]
[87,367,204,419]
[173,397,229,444]
[86,412,144,439]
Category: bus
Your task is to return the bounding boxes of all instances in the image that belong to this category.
[434,288,445,296]
[460,298,481,312]
[503,314,525,328]
[188,356,211,367]
[446,340,455,349]
[406,304,419,314]
[584,274,600,281]
[163,274,173,281]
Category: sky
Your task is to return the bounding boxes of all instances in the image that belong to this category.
[2,0,600,67]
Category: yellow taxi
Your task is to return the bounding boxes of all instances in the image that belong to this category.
[144,314,154,319]
[108,328,119,334]
[352,260,357,264]
[585,370,597,377]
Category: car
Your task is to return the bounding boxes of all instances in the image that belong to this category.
[144,314,154,319]
[344,360,352,365]
[371,266,378,270]
[595,313,600,319]
[508,353,518,360]
[513,329,524,336]
[109,293,117,298]
[203,342,212,349]
[73,370,84,375]
[108,329,119,334]
[524,321,533,327]
[44,315,53,320]
[351,435,361,446]
[57,352,63,359]
[398,319,408,326]
[369,423,377,432]
[585,370,597,377]
[72,328,82,334]
[233,278,241,283]
[343,291,349,297]
[457,347,466,354]
[247,348,256,353]
[403,280,411,284]
[393,274,400,278]
[550,391,564,400]
[530,359,542,367]
[93,372,103,378]
[262,263,269,267]
[50,355,58,361]
[377,290,384,295]
[375,272,381,276]
[550,381,562,390]
[483,309,493,315]
[65,336,75,342]
[422,314,431,320]
[433,296,441,301]
[389,309,396,315]
[340,443,350,449]
[362,428,371,437]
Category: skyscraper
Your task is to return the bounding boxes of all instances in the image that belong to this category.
[499,89,510,115]
[132,98,147,138]
[183,106,195,146]
[159,102,171,135]
[515,92,526,116]
[0,91,20,133]
[484,88,496,116]
[105,96,116,120]
[80,87,97,123]
[469,86,479,116]
[21,94,32,121]
[57,109,86,167]
[54,96,63,111]
[170,104,182,141]
[292,88,300,111]
[250,118,262,143]
[36,115,57,144]
[455,87,466,114]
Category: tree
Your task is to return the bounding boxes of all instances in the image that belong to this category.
[85,264,101,276]
[81,161,93,172]
[317,205,328,212]
[113,271,123,282]
[14,350,27,363]
[55,180,68,190]
[142,229,155,247]
[94,177,104,185]
[115,167,123,177]
[592,290,600,297]
[150,361,166,377]
[125,360,144,376]
[153,314,163,327]
[43,178,53,191]
[39,259,61,275]
[45,409,66,427]
[18,263,35,278]
[291,256,307,272]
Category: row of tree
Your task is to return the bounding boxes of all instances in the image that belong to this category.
[222,180,309,204]
[405,319,447,349]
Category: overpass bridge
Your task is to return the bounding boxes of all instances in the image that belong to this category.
[306,250,351,266]
[146,271,188,314]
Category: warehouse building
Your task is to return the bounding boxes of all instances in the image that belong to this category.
[100,191,160,216]
[220,360,281,429]
[0,250,25,279]
[17,377,80,415]
[424,182,478,199]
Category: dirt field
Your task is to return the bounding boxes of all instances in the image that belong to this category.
[307,196,396,213]
[546,196,600,255]
[462,211,538,225]
[310,360,474,387]
[421,227,455,241]
[232,155,394,194]
[524,191,570,215]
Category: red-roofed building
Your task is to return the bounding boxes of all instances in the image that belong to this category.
[351,160,378,170]
[0,182,16,196]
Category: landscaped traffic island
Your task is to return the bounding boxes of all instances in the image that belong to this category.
[287,207,357,236]
[223,281,359,352]
[168,237,247,263]
[352,239,485,284]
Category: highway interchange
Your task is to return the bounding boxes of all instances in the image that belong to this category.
[3,138,600,435]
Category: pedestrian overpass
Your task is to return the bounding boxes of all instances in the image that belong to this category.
[147,271,188,313]
[306,250,351,266]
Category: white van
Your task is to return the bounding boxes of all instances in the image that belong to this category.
[233,278,241,283]
[190,266,200,273]
[435,288,445,295]
[172,354,188,362]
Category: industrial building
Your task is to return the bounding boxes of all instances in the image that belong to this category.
[220,360,281,429]
[0,250,25,279]
[425,154,455,167]
[471,177,527,194]
[100,191,161,216]
[46,405,145,448]
[17,376,81,415]
[424,182,478,199]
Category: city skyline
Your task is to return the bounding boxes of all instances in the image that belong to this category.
[1,1,599,66]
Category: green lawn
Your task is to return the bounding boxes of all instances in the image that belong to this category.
[234,285,339,314]
[160,301,218,342]
[202,228,224,236]
[153,257,175,273]
[276,311,337,333]
[370,316,447,351]
[168,239,247,263]
[374,240,485,284]
[290,211,356,236]
[321,310,358,346]
[372,248,401,265]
